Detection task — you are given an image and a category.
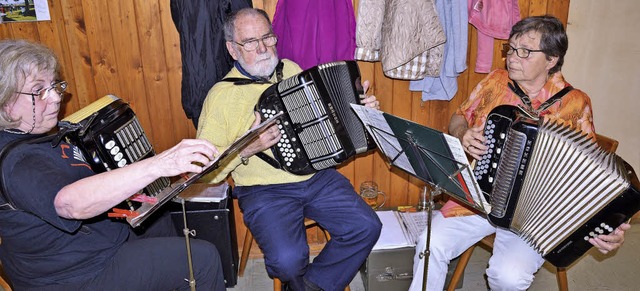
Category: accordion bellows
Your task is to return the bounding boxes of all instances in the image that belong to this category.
[475,105,640,267]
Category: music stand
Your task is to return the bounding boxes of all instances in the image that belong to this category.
[351,105,488,290]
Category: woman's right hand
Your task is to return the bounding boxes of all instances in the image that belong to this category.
[151,139,219,177]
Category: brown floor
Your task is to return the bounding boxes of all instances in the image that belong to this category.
[229,221,640,291]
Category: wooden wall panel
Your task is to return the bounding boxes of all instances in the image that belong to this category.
[0,0,570,254]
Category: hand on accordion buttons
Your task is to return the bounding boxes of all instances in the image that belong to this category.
[239,112,282,160]
[589,222,630,254]
[462,124,488,160]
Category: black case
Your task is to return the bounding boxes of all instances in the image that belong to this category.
[168,186,239,287]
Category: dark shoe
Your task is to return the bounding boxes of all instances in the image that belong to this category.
[303,277,323,291]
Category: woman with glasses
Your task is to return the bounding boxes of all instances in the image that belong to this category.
[0,39,225,290]
[409,15,630,291]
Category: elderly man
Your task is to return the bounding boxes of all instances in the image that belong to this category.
[196,8,382,291]
[409,15,631,291]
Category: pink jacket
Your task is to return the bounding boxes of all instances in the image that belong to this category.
[468,0,520,73]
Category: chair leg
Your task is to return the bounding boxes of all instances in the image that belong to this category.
[238,228,253,277]
[446,245,476,291]
[556,267,568,291]
[273,277,282,291]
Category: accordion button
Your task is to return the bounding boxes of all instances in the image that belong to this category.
[488,177,493,183]
[286,162,292,166]
[114,152,123,161]
[118,159,127,168]
[105,140,116,150]
[110,146,120,155]
[584,236,589,241]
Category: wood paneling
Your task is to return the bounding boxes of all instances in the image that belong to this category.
[0,0,570,254]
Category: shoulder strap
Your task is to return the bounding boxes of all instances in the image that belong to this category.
[536,85,573,113]
[220,61,285,85]
[508,80,574,116]
[0,134,56,210]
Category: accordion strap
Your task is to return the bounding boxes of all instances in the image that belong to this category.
[508,80,573,116]
[221,61,284,85]
[255,152,283,170]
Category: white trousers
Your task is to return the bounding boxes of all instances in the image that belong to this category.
[408,211,545,291]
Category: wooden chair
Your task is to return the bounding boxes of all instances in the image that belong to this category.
[447,133,618,291]
[0,264,10,291]
[238,218,350,291]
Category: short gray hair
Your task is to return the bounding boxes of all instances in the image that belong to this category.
[0,39,58,129]
[223,8,272,42]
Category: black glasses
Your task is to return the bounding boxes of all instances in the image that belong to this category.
[503,44,544,58]
[16,80,67,100]
[233,35,278,52]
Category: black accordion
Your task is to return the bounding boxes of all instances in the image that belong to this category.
[256,60,376,175]
[474,105,640,267]
[59,95,170,203]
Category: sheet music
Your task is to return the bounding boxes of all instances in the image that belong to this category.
[351,104,416,175]
[372,211,414,250]
[372,210,431,250]
[398,211,429,245]
[442,134,490,212]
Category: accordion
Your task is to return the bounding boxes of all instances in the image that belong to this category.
[60,95,170,204]
[256,60,376,175]
[474,105,640,267]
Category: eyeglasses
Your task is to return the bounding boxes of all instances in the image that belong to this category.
[16,80,67,100]
[503,44,544,58]
[233,35,278,52]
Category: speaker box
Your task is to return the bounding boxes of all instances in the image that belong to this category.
[169,185,239,287]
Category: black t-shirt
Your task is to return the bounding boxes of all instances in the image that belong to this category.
[0,133,130,289]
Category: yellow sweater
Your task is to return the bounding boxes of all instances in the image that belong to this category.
[196,59,313,186]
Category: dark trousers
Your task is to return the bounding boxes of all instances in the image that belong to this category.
[55,211,226,291]
[235,169,382,291]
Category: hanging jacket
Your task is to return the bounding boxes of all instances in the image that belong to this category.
[272,0,357,70]
[170,0,252,128]
[355,0,446,80]
[468,0,520,73]
[410,0,468,101]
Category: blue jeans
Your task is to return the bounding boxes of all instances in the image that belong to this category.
[235,169,382,291]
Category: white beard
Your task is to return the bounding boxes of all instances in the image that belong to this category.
[238,53,279,79]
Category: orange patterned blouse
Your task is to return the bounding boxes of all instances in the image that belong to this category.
[457,69,595,137]
[442,69,596,218]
